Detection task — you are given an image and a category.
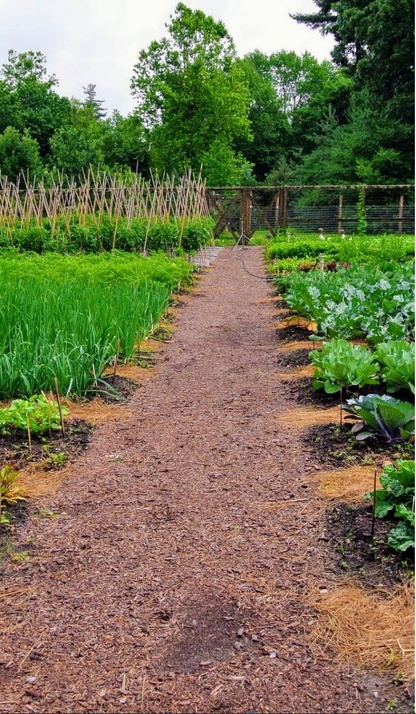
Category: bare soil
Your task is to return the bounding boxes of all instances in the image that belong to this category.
[0,420,92,472]
[0,247,413,714]
[325,502,414,589]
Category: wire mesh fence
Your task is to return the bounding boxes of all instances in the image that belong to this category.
[206,185,415,237]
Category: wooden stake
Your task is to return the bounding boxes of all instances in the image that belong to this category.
[54,378,66,437]
[26,415,32,454]
[113,339,121,378]
[370,465,377,538]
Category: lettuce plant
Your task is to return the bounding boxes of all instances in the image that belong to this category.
[0,395,68,434]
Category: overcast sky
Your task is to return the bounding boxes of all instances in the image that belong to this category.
[0,0,334,116]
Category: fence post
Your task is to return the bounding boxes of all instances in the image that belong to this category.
[277,188,288,230]
[241,188,252,243]
[398,195,404,235]
[274,191,280,231]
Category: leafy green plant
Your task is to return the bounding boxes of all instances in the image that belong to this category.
[343,394,415,443]
[0,395,68,434]
[280,262,414,343]
[374,341,415,394]
[0,215,214,255]
[310,339,379,393]
[365,460,415,552]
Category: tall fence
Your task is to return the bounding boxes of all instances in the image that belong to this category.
[206,185,415,238]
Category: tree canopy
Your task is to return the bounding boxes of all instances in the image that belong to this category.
[0,2,413,185]
[130,3,252,182]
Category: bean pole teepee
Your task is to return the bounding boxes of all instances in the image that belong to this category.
[0,168,210,249]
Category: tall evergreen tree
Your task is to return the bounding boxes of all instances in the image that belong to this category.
[82,83,107,119]
[291,0,414,182]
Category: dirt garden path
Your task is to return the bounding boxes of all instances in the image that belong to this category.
[0,248,409,713]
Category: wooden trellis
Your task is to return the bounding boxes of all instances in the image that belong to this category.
[0,169,210,228]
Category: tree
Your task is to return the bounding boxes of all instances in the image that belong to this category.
[237,50,351,181]
[236,53,291,182]
[2,50,58,89]
[0,126,41,180]
[49,102,111,176]
[290,1,369,71]
[130,3,252,181]
[200,138,254,186]
[83,83,107,119]
[103,111,149,174]
[0,51,72,158]
[291,0,414,182]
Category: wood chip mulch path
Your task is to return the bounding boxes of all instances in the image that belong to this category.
[0,247,412,713]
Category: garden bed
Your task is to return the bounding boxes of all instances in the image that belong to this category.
[0,246,413,714]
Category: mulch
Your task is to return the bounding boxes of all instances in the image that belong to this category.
[0,247,413,714]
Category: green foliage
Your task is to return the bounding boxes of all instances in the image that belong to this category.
[0,395,68,434]
[0,251,194,398]
[0,215,214,255]
[281,262,414,343]
[200,138,254,186]
[0,51,73,159]
[181,217,213,252]
[309,339,379,393]
[265,238,338,261]
[375,341,415,394]
[267,232,414,269]
[237,50,352,182]
[0,126,41,180]
[343,394,415,443]
[291,1,414,184]
[356,185,367,234]
[130,3,252,182]
[365,460,415,552]
[49,104,110,175]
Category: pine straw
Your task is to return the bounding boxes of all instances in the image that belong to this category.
[256,296,280,305]
[278,340,323,352]
[275,316,316,331]
[318,465,379,503]
[62,398,133,424]
[309,581,415,680]
[16,463,71,498]
[278,405,340,428]
[103,364,153,382]
[275,365,314,381]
